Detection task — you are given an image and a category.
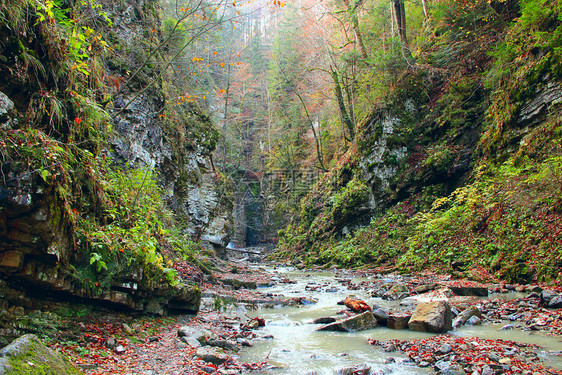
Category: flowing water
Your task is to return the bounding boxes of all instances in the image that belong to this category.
[228,266,562,374]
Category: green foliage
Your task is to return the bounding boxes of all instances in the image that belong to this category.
[0,0,212,300]
[74,164,198,292]
[275,0,562,286]
[482,0,562,158]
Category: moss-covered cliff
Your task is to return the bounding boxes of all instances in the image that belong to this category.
[275,0,562,285]
[0,0,231,313]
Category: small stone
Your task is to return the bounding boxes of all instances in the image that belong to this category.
[488,353,501,362]
[548,296,562,308]
[181,337,201,347]
[114,345,126,354]
[438,344,453,354]
[383,344,396,352]
[499,358,512,365]
[236,338,252,347]
[196,347,229,365]
[175,341,187,349]
[105,337,116,349]
[336,364,370,375]
[466,316,481,325]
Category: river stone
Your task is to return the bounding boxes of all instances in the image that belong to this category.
[382,283,409,300]
[434,359,464,375]
[177,326,214,344]
[196,347,229,365]
[413,283,437,294]
[0,334,82,374]
[408,301,452,333]
[313,317,337,324]
[452,306,481,328]
[372,308,389,325]
[336,364,371,375]
[316,311,377,332]
[448,286,488,297]
[548,295,562,308]
[540,290,557,305]
[387,313,411,330]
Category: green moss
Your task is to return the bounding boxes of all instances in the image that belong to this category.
[2,335,82,375]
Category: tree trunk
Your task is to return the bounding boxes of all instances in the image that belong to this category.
[330,68,355,141]
[351,15,368,59]
[421,0,429,21]
[393,0,408,47]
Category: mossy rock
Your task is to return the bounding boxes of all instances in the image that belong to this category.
[0,334,82,374]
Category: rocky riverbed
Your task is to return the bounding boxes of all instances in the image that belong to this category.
[1,260,561,374]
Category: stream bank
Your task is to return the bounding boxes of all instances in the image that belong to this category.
[1,259,561,374]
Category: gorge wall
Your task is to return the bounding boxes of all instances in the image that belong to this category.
[0,0,232,314]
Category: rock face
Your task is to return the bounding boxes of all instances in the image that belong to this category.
[0,1,227,314]
[106,2,232,253]
[0,334,82,374]
[317,311,377,332]
[408,301,452,333]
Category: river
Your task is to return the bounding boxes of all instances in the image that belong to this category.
[227,266,562,375]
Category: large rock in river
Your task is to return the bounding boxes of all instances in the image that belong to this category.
[408,301,452,333]
[317,311,377,332]
[0,334,82,374]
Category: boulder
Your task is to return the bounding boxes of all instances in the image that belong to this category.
[0,334,82,374]
[317,311,377,332]
[372,308,389,325]
[344,297,372,313]
[413,283,437,294]
[206,339,237,351]
[448,286,488,297]
[408,301,452,333]
[452,306,481,328]
[387,313,411,330]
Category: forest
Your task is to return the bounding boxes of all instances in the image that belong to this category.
[0,0,561,373]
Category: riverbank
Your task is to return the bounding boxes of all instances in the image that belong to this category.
[1,259,561,374]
